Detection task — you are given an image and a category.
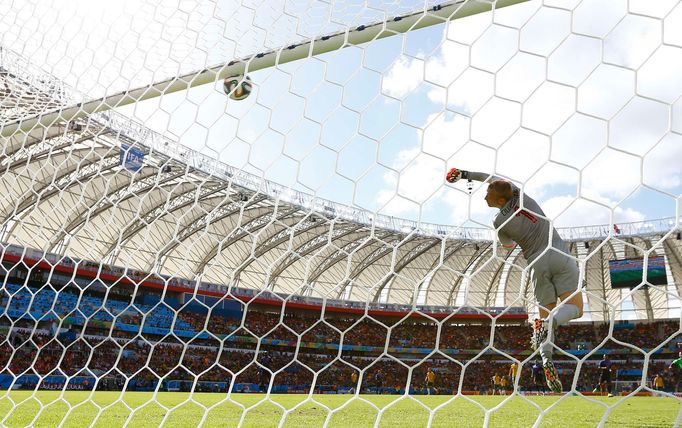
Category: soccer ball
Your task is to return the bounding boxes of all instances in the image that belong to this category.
[223,75,252,100]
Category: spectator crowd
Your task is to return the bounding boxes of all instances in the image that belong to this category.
[1,284,681,395]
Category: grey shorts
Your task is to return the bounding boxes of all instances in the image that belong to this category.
[529,250,580,306]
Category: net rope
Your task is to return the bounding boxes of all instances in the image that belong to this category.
[0,0,681,427]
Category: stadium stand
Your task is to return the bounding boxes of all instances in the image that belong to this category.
[1,249,680,396]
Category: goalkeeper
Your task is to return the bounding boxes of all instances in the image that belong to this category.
[446,168,583,393]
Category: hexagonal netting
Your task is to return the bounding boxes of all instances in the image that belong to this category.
[1,0,682,426]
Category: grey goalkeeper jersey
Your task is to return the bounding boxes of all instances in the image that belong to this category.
[467,171,568,262]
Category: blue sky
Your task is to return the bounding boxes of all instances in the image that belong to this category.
[2,0,681,231]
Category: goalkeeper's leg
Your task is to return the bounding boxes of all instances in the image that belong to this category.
[531,253,583,393]
[532,253,583,359]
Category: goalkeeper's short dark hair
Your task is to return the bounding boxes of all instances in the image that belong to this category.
[488,180,513,203]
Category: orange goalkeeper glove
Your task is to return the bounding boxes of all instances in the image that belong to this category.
[446,168,462,183]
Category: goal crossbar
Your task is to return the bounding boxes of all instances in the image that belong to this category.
[0,0,528,139]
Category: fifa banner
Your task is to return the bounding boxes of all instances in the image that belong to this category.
[120,144,145,173]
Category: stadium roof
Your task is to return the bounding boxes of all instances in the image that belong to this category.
[1,46,681,322]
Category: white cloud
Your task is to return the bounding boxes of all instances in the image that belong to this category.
[496,52,545,102]
[376,190,420,217]
[523,162,579,200]
[666,3,682,45]
[471,97,521,147]
[376,148,445,216]
[496,129,551,183]
[546,195,646,228]
[381,56,424,98]
[520,7,571,56]
[577,64,635,119]
[425,41,468,83]
[603,15,662,69]
[581,148,642,202]
[643,133,682,191]
[572,0,628,38]
[446,68,494,115]
[442,185,496,227]
[522,82,575,135]
[609,97,669,156]
[638,46,682,103]
[421,112,470,160]
[470,24,518,72]
[548,34,601,87]
[629,0,678,18]
[551,113,607,169]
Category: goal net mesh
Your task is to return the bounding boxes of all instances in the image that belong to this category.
[0,0,681,426]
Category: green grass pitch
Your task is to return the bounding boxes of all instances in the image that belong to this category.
[0,392,679,427]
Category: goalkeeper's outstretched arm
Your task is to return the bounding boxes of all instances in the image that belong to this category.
[445,167,516,249]
[445,168,506,185]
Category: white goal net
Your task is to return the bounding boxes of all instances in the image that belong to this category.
[1,0,682,426]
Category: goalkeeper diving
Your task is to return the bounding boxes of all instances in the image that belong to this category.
[446,168,583,393]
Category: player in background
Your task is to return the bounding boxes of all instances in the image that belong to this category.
[259,350,272,393]
[374,369,384,394]
[425,368,437,395]
[593,354,614,397]
[653,373,665,394]
[508,362,518,393]
[491,373,502,395]
[668,351,682,392]
[446,168,583,393]
[350,370,359,394]
[531,360,546,394]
